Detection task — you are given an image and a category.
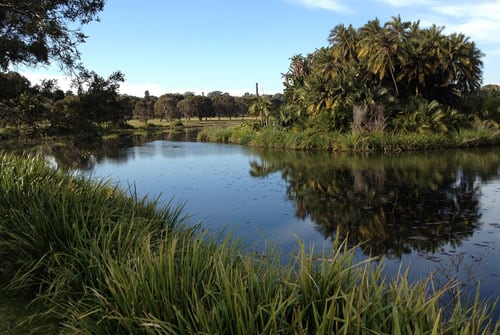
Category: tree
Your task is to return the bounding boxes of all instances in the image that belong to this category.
[134,90,154,124]
[282,17,484,131]
[36,79,65,101]
[1,91,48,133]
[211,93,237,120]
[0,0,105,70]
[328,23,358,63]
[50,70,127,133]
[357,18,402,95]
[192,95,214,121]
[154,93,183,121]
[50,95,80,132]
[177,95,214,121]
[249,95,275,126]
[0,71,48,133]
[0,71,31,100]
[234,95,251,119]
[76,70,126,125]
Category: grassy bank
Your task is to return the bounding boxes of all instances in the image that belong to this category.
[198,124,500,152]
[127,117,246,130]
[1,154,499,334]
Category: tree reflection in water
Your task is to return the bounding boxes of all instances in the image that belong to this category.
[21,129,198,170]
[249,148,500,259]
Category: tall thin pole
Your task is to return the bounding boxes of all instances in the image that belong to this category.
[255,82,259,96]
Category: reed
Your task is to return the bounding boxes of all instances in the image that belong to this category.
[0,154,498,334]
[0,154,185,324]
[198,125,500,152]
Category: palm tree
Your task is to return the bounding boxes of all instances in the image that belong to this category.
[397,21,429,98]
[328,23,358,63]
[358,18,401,96]
[444,33,483,97]
[416,27,483,106]
[249,95,274,126]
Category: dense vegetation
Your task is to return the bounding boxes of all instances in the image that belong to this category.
[0,69,270,140]
[280,16,491,132]
[1,3,500,331]
[0,154,499,333]
[2,10,499,152]
[198,17,500,150]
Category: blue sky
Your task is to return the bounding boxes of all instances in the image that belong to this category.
[19,0,500,97]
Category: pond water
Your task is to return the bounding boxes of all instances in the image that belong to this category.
[57,136,500,318]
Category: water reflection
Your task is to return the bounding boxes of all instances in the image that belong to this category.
[21,129,198,170]
[21,133,500,263]
[27,138,500,319]
[248,149,500,258]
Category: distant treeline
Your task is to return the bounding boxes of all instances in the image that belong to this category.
[2,12,500,140]
[0,70,284,137]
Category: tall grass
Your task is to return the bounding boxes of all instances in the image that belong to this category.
[198,125,500,152]
[0,154,185,324]
[0,154,498,333]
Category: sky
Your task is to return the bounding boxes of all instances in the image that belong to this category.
[17,0,500,97]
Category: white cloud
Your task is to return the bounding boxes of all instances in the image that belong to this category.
[430,2,500,44]
[119,82,167,97]
[20,71,253,97]
[372,1,500,45]
[290,0,351,12]
[431,2,500,20]
[378,0,432,6]
[20,71,74,92]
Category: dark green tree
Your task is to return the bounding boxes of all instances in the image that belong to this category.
[154,93,183,121]
[282,16,484,131]
[0,0,105,70]
[211,92,237,120]
[0,71,49,134]
[192,95,214,121]
[134,90,154,124]
[0,71,31,100]
[50,70,126,133]
[248,95,276,126]
[177,95,214,121]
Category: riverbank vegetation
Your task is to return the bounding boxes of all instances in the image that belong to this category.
[198,121,500,151]
[3,16,500,153]
[0,153,499,333]
[2,3,500,333]
[198,16,500,151]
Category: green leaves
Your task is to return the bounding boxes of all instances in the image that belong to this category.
[0,0,105,70]
[283,16,485,131]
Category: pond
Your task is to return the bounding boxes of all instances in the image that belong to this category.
[48,135,500,318]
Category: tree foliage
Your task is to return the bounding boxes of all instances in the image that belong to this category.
[177,95,214,121]
[133,90,155,124]
[0,71,31,100]
[0,71,48,133]
[51,70,127,132]
[211,92,237,120]
[282,16,485,132]
[0,0,105,70]
[154,93,183,121]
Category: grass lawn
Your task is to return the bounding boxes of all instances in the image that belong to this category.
[127,117,248,130]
